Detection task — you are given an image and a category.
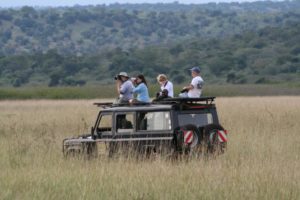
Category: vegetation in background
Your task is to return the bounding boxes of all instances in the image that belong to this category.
[0,21,299,87]
[1,1,300,56]
[0,84,300,100]
[0,1,299,88]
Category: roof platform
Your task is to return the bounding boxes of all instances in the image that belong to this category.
[93,97,216,109]
[93,102,151,108]
[153,97,216,105]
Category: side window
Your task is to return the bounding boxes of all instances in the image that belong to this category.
[116,113,134,133]
[98,114,112,132]
[137,111,171,131]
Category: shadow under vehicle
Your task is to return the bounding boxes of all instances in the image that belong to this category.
[63,97,228,158]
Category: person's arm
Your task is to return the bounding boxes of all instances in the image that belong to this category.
[116,80,122,94]
[183,84,194,91]
[133,84,142,93]
[167,82,174,97]
[183,78,198,91]
[119,81,129,95]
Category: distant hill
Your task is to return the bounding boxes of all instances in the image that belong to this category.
[0,1,300,55]
[0,22,299,87]
[0,1,299,87]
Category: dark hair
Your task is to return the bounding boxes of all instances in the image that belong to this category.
[136,74,148,87]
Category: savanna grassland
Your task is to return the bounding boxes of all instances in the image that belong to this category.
[0,97,299,200]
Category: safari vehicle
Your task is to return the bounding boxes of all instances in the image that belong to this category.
[63,97,228,158]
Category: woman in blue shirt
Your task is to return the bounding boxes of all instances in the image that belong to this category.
[131,74,150,103]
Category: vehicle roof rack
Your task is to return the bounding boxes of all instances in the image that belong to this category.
[93,102,114,108]
[93,102,151,108]
[153,97,216,105]
[94,97,215,108]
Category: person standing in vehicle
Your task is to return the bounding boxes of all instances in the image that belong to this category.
[131,74,150,103]
[115,72,134,103]
[181,66,204,98]
[156,74,174,98]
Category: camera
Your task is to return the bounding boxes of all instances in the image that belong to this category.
[156,92,160,98]
[114,75,121,80]
[131,77,137,84]
[180,88,189,93]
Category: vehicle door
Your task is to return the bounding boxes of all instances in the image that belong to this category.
[114,112,135,140]
[95,111,113,139]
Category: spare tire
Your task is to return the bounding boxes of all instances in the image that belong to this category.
[174,124,201,153]
[183,124,200,149]
[203,124,227,155]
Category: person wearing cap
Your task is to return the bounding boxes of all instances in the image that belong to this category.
[156,74,174,98]
[116,72,134,103]
[181,66,204,98]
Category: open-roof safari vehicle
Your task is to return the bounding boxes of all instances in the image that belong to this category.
[63,97,228,158]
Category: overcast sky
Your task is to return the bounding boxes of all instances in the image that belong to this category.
[0,0,274,8]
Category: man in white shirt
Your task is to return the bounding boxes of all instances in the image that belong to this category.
[181,66,204,98]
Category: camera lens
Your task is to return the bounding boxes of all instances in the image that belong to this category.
[180,88,188,93]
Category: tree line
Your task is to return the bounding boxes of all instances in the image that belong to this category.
[0,1,299,87]
[0,1,300,56]
[0,22,299,87]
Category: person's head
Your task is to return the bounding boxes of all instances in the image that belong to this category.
[189,66,201,78]
[157,74,168,85]
[120,75,129,82]
[117,72,129,82]
[135,74,148,87]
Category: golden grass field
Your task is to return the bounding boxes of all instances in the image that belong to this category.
[0,97,299,200]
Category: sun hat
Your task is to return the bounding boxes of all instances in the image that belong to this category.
[189,66,201,73]
[118,72,129,77]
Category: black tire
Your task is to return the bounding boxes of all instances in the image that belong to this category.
[202,124,227,155]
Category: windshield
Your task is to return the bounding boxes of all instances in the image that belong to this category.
[178,113,213,127]
[98,114,112,128]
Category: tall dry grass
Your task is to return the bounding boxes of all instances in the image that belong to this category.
[0,97,299,200]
